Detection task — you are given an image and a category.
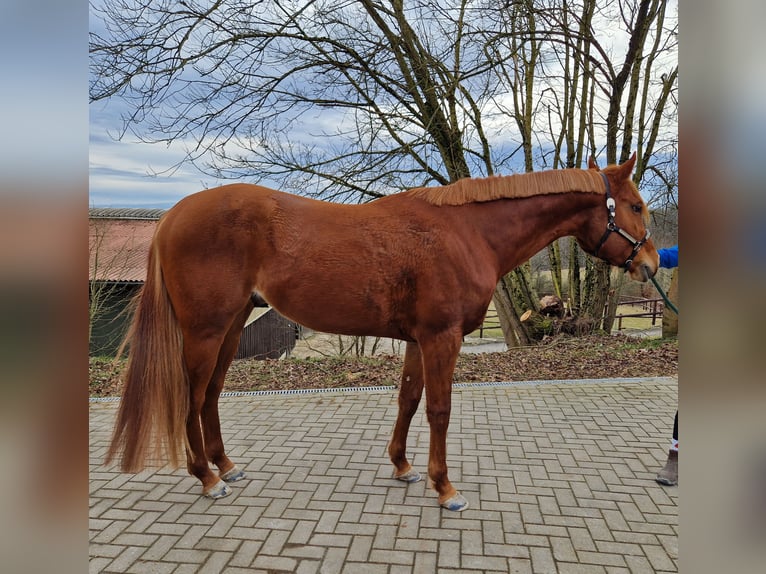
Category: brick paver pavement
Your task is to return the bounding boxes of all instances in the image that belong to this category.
[90,376,678,573]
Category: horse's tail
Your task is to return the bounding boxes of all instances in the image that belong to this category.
[105,226,189,472]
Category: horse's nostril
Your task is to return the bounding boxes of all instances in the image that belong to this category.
[642,263,655,281]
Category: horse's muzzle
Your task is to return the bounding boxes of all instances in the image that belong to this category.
[629,262,656,282]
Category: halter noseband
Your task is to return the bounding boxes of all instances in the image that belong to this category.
[592,172,650,271]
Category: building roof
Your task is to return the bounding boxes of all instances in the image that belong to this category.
[89,207,165,220]
[89,209,165,282]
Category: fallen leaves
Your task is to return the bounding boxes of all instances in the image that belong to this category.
[89,333,677,398]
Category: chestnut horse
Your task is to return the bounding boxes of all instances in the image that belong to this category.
[106,153,658,511]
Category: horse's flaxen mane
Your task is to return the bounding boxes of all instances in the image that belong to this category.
[408,168,605,206]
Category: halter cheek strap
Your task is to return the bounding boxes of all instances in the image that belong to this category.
[592,173,650,271]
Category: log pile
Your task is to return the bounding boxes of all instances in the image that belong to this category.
[539,295,565,318]
[520,295,597,341]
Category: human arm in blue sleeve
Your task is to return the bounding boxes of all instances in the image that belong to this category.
[657,245,678,269]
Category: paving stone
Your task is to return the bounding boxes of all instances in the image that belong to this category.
[437,539,461,569]
[89,556,112,574]
[576,550,627,567]
[550,536,578,562]
[125,559,177,574]
[507,557,534,574]
[413,550,438,573]
[90,377,678,573]
[557,563,607,574]
[281,544,325,560]
[642,543,678,571]
[295,560,321,574]
[251,554,298,572]
[342,562,387,574]
[106,546,145,572]
[227,539,263,568]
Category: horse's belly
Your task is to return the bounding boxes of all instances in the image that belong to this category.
[261,288,410,340]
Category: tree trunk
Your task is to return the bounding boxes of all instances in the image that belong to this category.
[602,268,625,332]
[512,264,539,313]
[547,243,563,300]
[493,278,530,347]
[662,268,678,337]
[520,309,554,341]
[567,237,582,316]
[582,258,611,328]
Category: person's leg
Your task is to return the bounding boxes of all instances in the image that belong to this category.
[655,411,678,486]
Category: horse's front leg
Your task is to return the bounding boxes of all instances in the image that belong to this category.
[419,331,469,511]
[389,341,425,483]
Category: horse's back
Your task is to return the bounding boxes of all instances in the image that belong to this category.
[153,183,496,339]
[161,183,280,226]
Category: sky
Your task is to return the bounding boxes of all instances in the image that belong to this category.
[88,0,678,211]
[88,0,240,210]
[89,102,230,209]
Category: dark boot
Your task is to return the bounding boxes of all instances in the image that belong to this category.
[655,449,678,486]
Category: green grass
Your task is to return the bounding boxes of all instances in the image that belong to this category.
[611,303,664,331]
[612,334,676,351]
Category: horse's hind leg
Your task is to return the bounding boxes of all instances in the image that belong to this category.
[389,341,425,483]
[181,331,232,498]
[201,304,252,484]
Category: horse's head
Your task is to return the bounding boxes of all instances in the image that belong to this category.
[578,152,659,282]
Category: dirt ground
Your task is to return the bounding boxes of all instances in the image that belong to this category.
[89,332,677,398]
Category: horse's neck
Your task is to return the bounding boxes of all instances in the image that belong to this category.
[473,192,601,276]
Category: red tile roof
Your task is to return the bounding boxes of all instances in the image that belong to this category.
[89,209,163,282]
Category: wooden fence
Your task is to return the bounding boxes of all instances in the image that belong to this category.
[475,296,665,337]
[235,308,299,360]
[612,297,664,330]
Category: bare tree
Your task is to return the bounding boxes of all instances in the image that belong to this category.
[489,0,678,330]
[88,216,134,352]
[90,0,677,345]
[90,0,489,199]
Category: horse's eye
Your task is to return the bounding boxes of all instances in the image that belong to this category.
[631,205,642,214]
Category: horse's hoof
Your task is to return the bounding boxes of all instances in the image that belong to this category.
[204,480,232,499]
[394,468,422,483]
[440,492,469,512]
[220,466,246,483]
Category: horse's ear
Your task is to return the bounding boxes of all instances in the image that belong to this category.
[616,151,637,179]
[587,157,600,170]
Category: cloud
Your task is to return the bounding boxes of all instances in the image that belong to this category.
[89,119,224,208]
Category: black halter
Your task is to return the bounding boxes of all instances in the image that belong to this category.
[592,173,650,271]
